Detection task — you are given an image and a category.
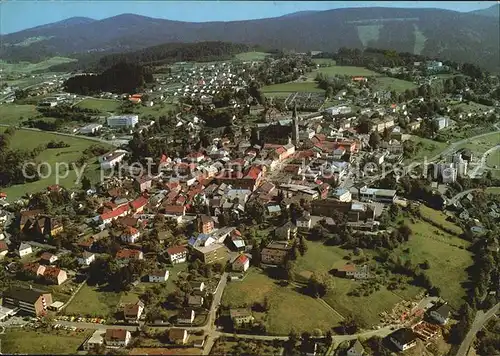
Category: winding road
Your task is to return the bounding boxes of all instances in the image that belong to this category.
[456,303,499,356]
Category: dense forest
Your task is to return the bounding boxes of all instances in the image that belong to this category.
[63,62,153,95]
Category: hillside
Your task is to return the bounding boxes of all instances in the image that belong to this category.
[470,4,499,18]
[1,7,499,72]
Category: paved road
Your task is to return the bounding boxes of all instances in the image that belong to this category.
[457,303,499,356]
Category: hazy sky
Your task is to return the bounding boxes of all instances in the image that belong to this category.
[0,1,494,34]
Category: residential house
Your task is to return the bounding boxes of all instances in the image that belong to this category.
[148,269,169,283]
[275,221,298,240]
[83,330,105,351]
[129,196,148,213]
[177,309,195,324]
[332,188,352,202]
[230,308,255,326]
[166,246,188,264]
[0,241,8,259]
[22,262,46,279]
[100,205,129,225]
[134,176,153,192]
[115,249,144,263]
[261,241,292,266]
[17,243,33,258]
[389,328,417,352]
[40,252,58,265]
[190,281,205,293]
[296,213,312,231]
[99,151,126,170]
[43,266,68,285]
[169,328,189,345]
[105,329,131,348]
[433,116,450,130]
[78,251,96,266]
[192,243,228,264]
[2,286,53,316]
[121,227,140,244]
[123,301,144,322]
[335,264,370,279]
[197,215,215,234]
[429,303,452,325]
[187,295,204,307]
[232,254,250,272]
[347,340,365,356]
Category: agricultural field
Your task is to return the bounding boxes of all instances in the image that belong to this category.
[374,76,417,93]
[0,128,112,199]
[292,241,349,281]
[314,65,379,77]
[0,103,38,125]
[396,219,473,309]
[76,98,121,113]
[408,136,448,161]
[261,81,324,94]
[0,57,76,74]
[0,329,92,354]
[221,269,342,334]
[234,51,270,61]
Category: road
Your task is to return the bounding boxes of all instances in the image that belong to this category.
[456,303,499,356]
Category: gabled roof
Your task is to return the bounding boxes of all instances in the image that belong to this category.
[166,245,188,255]
[2,286,48,303]
[233,254,249,265]
[432,303,452,319]
[130,196,148,210]
[105,329,129,341]
[390,328,417,345]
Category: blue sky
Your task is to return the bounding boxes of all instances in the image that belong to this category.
[0,1,494,34]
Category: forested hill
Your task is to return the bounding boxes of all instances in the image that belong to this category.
[1,7,499,72]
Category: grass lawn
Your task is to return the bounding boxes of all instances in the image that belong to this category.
[419,205,464,235]
[0,57,76,74]
[314,66,379,77]
[65,283,122,318]
[375,77,417,93]
[293,241,349,281]
[0,329,91,354]
[0,103,38,125]
[312,58,337,66]
[0,128,112,200]
[458,133,500,158]
[486,150,499,168]
[222,269,342,334]
[76,98,121,113]
[261,81,324,93]
[486,187,500,194]
[235,51,270,61]
[323,280,402,327]
[134,103,178,118]
[409,136,448,161]
[397,219,472,308]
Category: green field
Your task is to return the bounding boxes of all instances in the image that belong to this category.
[397,219,473,308]
[261,81,324,93]
[486,187,500,194]
[315,66,379,77]
[235,51,271,61]
[312,58,337,66]
[0,57,76,74]
[76,98,121,113]
[375,77,417,93]
[293,241,349,281]
[222,269,342,334]
[323,280,403,327]
[65,284,122,318]
[459,133,500,157]
[0,128,112,199]
[0,104,38,125]
[486,150,499,168]
[0,329,91,354]
[419,205,464,236]
[409,136,448,161]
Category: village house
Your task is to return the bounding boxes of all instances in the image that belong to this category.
[335,264,371,279]
[347,339,365,356]
[123,301,144,322]
[232,254,250,272]
[296,213,312,231]
[43,266,68,285]
[230,308,255,326]
[389,328,417,351]
[83,330,105,351]
[261,241,292,266]
[187,295,204,307]
[39,252,58,265]
[78,251,96,266]
[115,248,144,263]
[121,226,140,244]
[2,286,53,316]
[0,241,8,259]
[105,329,131,348]
[429,303,452,325]
[177,309,195,324]
[197,214,215,234]
[99,151,126,170]
[148,269,169,283]
[192,243,228,264]
[134,176,153,192]
[166,245,188,264]
[275,221,298,240]
[168,328,189,345]
[17,243,33,258]
[129,196,148,213]
[190,281,205,293]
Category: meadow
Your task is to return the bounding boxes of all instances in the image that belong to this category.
[0,329,92,354]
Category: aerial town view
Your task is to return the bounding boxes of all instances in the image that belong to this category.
[0,1,498,355]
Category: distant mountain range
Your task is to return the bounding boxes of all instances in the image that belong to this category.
[1,5,499,72]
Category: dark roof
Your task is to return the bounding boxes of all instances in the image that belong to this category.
[2,286,48,303]
[390,328,417,345]
[432,303,452,318]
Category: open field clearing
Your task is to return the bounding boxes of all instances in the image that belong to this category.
[375,76,417,92]
[235,51,271,61]
[0,57,76,73]
[76,98,121,112]
[0,329,91,354]
[261,81,324,93]
[0,103,38,125]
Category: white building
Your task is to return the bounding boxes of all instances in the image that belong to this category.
[99,151,126,170]
[148,269,169,283]
[333,188,352,202]
[166,246,188,264]
[389,328,417,352]
[107,115,139,128]
[78,252,96,266]
[79,123,103,135]
[105,329,131,348]
[433,116,450,130]
[83,330,105,351]
[121,227,140,244]
[232,254,249,272]
[17,243,32,258]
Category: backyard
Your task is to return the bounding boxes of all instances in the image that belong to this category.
[0,329,91,354]
[221,269,342,334]
[64,284,123,318]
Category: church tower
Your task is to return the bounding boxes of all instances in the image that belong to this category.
[291,103,299,147]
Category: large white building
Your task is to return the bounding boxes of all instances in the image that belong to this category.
[107,115,139,128]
